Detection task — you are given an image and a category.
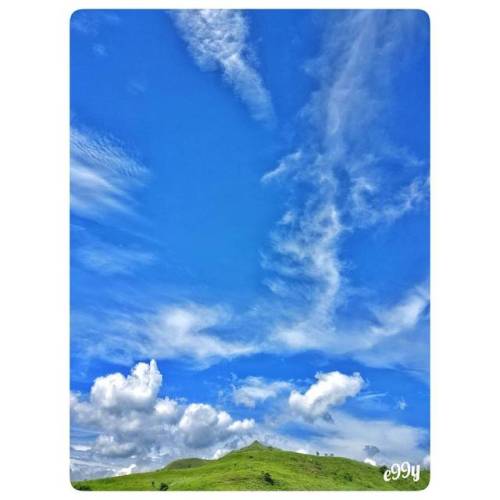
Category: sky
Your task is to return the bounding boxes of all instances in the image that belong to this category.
[70,9,430,481]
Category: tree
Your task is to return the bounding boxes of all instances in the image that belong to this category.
[159,482,169,491]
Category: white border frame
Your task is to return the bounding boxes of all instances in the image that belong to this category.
[2,1,499,499]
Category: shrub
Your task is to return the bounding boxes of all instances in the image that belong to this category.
[343,472,353,482]
[379,465,388,474]
[159,482,169,491]
[263,472,274,485]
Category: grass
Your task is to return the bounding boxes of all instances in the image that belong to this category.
[72,441,430,491]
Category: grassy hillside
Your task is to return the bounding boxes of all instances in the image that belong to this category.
[72,441,430,491]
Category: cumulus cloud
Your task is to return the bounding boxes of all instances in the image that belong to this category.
[232,376,292,408]
[90,359,162,412]
[172,10,274,122]
[71,360,255,480]
[71,126,148,220]
[71,363,428,480]
[179,403,254,448]
[93,435,139,458]
[288,371,363,419]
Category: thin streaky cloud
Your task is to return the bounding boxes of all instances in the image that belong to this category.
[172,9,275,123]
[232,376,293,408]
[259,12,429,369]
[75,239,155,276]
[70,126,148,220]
[73,303,258,368]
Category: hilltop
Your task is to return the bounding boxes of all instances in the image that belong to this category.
[73,441,430,491]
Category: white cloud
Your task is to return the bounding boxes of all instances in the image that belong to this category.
[351,175,429,227]
[318,411,428,465]
[71,363,428,480]
[71,126,148,220]
[70,458,119,482]
[258,13,428,360]
[71,12,429,378]
[261,278,429,375]
[364,458,377,466]
[75,239,155,276]
[71,11,121,36]
[172,10,274,122]
[371,285,429,338]
[71,360,255,480]
[262,197,344,347]
[396,398,408,410]
[92,43,107,57]
[288,371,363,420]
[90,360,162,412]
[178,403,254,448]
[264,408,427,466]
[74,279,428,372]
[343,285,429,373]
[261,150,303,184]
[71,444,92,452]
[212,448,229,460]
[232,376,292,408]
[76,303,258,367]
[116,464,137,476]
[307,12,428,227]
[93,435,139,458]
[352,328,429,376]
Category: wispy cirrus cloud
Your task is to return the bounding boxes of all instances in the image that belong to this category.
[73,303,257,367]
[370,285,429,339]
[75,239,155,276]
[70,126,148,220]
[172,10,274,123]
[258,12,429,371]
[71,11,429,379]
[71,10,121,36]
[349,285,430,376]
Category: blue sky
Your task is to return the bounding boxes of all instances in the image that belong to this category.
[70,10,429,480]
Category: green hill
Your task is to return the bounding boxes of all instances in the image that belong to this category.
[72,441,430,491]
